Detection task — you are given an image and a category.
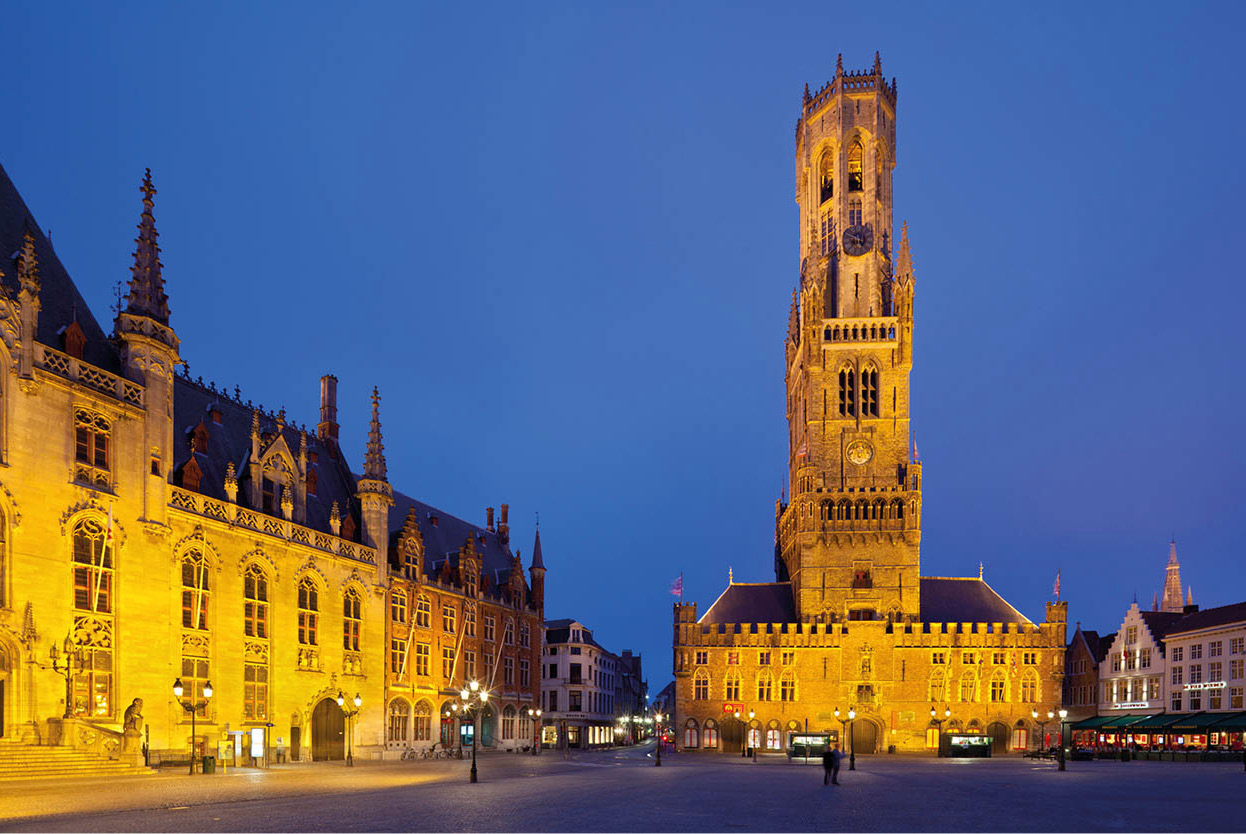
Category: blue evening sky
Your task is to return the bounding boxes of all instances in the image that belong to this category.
[7,2,1245,690]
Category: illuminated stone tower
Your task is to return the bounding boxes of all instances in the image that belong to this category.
[778,53,922,623]
[1160,539,1185,613]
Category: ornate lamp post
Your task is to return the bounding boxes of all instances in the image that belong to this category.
[834,707,857,770]
[49,635,84,719]
[931,706,951,757]
[1032,707,1054,754]
[654,711,664,767]
[336,691,361,767]
[749,709,757,761]
[173,677,213,775]
[527,707,542,755]
[1057,707,1069,771]
[460,679,489,783]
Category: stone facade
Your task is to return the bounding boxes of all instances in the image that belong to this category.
[0,163,544,761]
[672,55,1066,756]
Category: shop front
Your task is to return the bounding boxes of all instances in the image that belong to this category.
[1071,712,1246,760]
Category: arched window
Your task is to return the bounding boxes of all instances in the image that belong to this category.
[343,588,361,652]
[1011,725,1029,751]
[838,368,855,416]
[820,150,834,203]
[684,718,700,749]
[780,669,798,702]
[855,500,869,520]
[756,670,773,701]
[724,670,741,701]
[703,719,719,749]
[891,499,904,521]
[693,668,710,700]
[501,705,516,740]
[960,673,977,703]
[243,564,268,638]
[1021,671,1039,703]
[848,142,864,192]
[180,549,210,630]
[72,517,111,613]
[415,595,431,628]
[929,669,947,702]
[836,500,850,521]
[413,700,430,741]
[849,197,863,226]
[861,367,879,417]
[766,727,781,750]
[387,699,410,744]
[990,673,1008,703]
[297,578,319,646]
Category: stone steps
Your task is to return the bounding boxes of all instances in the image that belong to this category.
[0,740,153,780]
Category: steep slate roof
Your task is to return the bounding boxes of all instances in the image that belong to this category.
[1166,601,1246,636]
[919,577,1031,624]
[1139,610,1185,643]
[1088,631,1116,664]
[388,490,519,590]
[700,583,796,625]
[544,619,608,651]
[0,162,119,371]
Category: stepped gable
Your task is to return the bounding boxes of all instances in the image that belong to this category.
[0,162,118,371]
[1165,601,1246,637]
[699,582,796,625]
[387,489,519,595]
[919,577,1031,624]
[170,375,360,536]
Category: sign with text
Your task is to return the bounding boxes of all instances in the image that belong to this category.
[722,703,744,714]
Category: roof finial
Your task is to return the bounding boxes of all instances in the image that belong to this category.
[873,51,882,75]
[836,53,844,75]
[1186,586,1193,606]
[978,562,984,580]
[122,168,170,325]
[728,566,734,584]
[17,230,40,295]
[363,386,387,480]
[803,82,811,105]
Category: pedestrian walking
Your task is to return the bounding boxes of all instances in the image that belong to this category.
[823,743,842,786]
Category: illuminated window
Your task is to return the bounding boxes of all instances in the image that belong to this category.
[780,670,798,702]
[243,564,268,638]
[415,643,430,676]
[724,670,741,701]
[343,588,361,652]
[820,150,834,203]
[929,669,946,701]
[181,550,210,630]
[442,647,454,679]
[990,676,1007,703]
[391,591,407,623]
[72,517,111,613]
[502,706,516,740]
[756,671,773,701]
[243,662,267,720]
[73,409,111,487]
[1021,672,1038,702]
[387,699,410,744]
[848,143,863,192]
[297,578,318,645]
[415,596,431,628]
[693,669,709,700]
[959,673,977,702]
[414,701,432,741]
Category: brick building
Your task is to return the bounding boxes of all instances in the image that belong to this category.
[0,163,545,768]
[672,55,1067,756]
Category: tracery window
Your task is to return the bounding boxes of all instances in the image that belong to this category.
[243,564,269,638]
[502,706,516,740]
[838,369,855,417]
[72,517,112,613]
[820,150,834,203]
[929,669,947,702]
[388,699,410,743]
[343,588,361,651]
[724,670,741,701]
[960,673,977,702]
[1021,672,1038,703]
[181,549,210,630]
[756,670,773,701]
[989,674,1007,703]
[693,668,710,700]
[861,367,879,417]
[414,701,432,741]
[73,409,111,487]
[780,670,798,702]
[297,578,319,646]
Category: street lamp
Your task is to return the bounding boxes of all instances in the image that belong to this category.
[527,707,542,755]
[49,635,84,719]
[749,709,757,762]
[460,680,489,783]
[336,691,362,767]
[930,706,950,757]
[834,707,857,771]
[654,712,664,767]
[733,710,747,758]
[1032,708,1054,755]
[1057,708,1068,771]
[173,677,213,775]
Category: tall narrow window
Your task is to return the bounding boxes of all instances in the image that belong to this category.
[415,642,430,676]
[756,671,773,701]
[181,649,210,712]
[243,661,268,720]
[861,368,879,417]
[72,518,112,613]
[504,619,515,646]
[848,143,864,192]
[391,591,407,623]
[724,670,741,701]
[780,670,798,702]
[390,639,407,675]
[465,605,477,637]
[415,596,431,628]
[413,701,432,741]
[520,621,531,648]
[343,588,361,651]
[820,212,835,256]
[443,604,456,634]
[297,578,319,645]
[838,369,856,417]
[243,565,269,638]
[387,699,410,744]
[73,410,111,487]
[820,151,834,203]
[181,550,210,630]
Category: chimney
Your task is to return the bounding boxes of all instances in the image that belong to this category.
[498,503,510,545]
[318,374,339,445]
[486,507,495,532]
[1184,603,1199,615]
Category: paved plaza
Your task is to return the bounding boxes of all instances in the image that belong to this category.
[0,744,1242,832]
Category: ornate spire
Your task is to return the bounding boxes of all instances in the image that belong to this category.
[363,386,387,480]
[124,169,169,324]
[530,527,545,571]
[803,82,811,105]
[1161,539,1184,613]
[836,53,844,75]
[897,222,914,287]
[18,230,40,296]
[873,51,882,76]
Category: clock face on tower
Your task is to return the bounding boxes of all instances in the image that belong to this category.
[842,224,873,256]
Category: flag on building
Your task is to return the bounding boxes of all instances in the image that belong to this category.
[1053,570,1061,599]
[670,575,683,598]
[912,436,919,462]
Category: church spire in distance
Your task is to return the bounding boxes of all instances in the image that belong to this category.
[124,168,169,324]
[1160,539,1185,613]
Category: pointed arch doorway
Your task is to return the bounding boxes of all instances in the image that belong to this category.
[311,698,345,761]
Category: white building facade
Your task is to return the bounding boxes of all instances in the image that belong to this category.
[1098,604,1179,716]
[1163,603,1246,716]
[540,618,620,749]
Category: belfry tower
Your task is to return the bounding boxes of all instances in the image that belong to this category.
[778,54,922,623]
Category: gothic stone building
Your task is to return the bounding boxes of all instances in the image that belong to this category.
[672,55,1066,756]
[0,162,545,764]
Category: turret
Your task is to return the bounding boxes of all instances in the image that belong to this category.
[114,170,180,526]
[356,387,393,579]
[528,527,546,611]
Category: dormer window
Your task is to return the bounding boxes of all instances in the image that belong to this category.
[63,321,86,360]
[192,422,210,454]
[306,469,318,497]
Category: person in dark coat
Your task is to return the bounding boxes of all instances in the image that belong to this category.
[823,743,842,785]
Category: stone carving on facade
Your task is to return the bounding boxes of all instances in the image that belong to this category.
[72,615,113,648]
[859,643,873,679]
[181,633,209,657]
[122,698,144,731]
[244,641,269,663]
[297,647,321,671]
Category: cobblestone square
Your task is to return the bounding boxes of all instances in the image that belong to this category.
[1,746,1241,832]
